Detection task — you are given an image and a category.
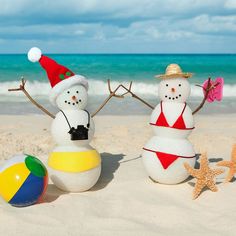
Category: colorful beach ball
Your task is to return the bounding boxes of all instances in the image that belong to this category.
[0,154,48,207]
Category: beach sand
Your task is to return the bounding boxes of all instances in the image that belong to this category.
[0,114,236,236]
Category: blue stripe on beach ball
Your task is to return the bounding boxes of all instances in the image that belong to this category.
[9,173,45,207]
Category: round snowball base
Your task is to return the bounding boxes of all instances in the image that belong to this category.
[48,165,101,192]
[142,150,196,185]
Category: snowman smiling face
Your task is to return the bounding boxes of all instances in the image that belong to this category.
[158,78,191,103]
[55,85,88,110]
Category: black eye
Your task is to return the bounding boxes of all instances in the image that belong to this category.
[166,84,168,87]
[67,91,70,94]
[179,84,181,87]
[76,91,79,93]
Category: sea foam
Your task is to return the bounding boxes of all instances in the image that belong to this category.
[0,80,235,101]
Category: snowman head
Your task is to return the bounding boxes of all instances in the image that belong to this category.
[158,78,191,103]
[55,84,88,110]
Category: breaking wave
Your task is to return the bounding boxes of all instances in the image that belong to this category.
[0,80,235,101]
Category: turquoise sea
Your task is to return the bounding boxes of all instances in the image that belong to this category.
[0,54,235,115]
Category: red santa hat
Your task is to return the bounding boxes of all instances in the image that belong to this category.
[27,47,88,105]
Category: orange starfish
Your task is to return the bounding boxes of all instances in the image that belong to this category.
[217,144,236,182]
[184,153,224,199]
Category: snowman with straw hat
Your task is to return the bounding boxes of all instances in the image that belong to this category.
[142,63,196,184]
[138,63,223,184]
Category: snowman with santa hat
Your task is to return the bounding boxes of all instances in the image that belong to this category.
[26,47,101,192]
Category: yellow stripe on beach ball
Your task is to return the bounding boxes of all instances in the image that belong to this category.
[48,150,101,173]
[0,163,30,202]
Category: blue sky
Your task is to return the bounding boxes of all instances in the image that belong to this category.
[0,0,236,53]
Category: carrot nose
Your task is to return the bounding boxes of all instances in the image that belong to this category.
[72,96,77,101]
[171,88,175,92]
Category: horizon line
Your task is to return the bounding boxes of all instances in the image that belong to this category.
[1,52,236,55]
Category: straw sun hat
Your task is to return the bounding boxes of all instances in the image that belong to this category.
[155,64,193,79]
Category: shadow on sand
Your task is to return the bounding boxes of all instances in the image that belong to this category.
[90,152,125,191]
[42,184,67,203]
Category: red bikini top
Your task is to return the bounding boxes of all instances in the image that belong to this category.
[150,101,194,130]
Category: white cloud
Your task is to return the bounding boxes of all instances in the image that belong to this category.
[0,13,235,45]
[187,15,236,34]
[0,0,30,15]
[0,0,235,53]
[225,0,236,9]
[74,30,85,36]
[0,0,231,22]
[0,23,102,39]
[113,20,195,42]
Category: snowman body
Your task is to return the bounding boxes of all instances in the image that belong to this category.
[48,85,101,192]
[142,77,196,184]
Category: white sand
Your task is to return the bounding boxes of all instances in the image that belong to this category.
[0,114,236,236]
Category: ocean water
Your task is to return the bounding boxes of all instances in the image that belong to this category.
[0,54,235,115]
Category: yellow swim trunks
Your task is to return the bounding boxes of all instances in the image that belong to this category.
[48,150,101,173]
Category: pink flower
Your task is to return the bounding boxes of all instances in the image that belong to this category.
[202,78,224,103]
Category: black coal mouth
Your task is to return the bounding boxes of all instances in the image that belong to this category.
[64,99,82,105]
[165,94,182,100]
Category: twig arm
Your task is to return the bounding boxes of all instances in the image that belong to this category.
[92,80,155,117]
[120,82,154,110]
[91,80,123,117]
[131,93,154,110]
[8,78,55,119]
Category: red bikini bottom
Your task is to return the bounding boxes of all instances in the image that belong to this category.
[143,148,195,169]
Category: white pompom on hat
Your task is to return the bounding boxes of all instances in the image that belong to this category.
[28,47,42,62]
[27,47,88,105]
